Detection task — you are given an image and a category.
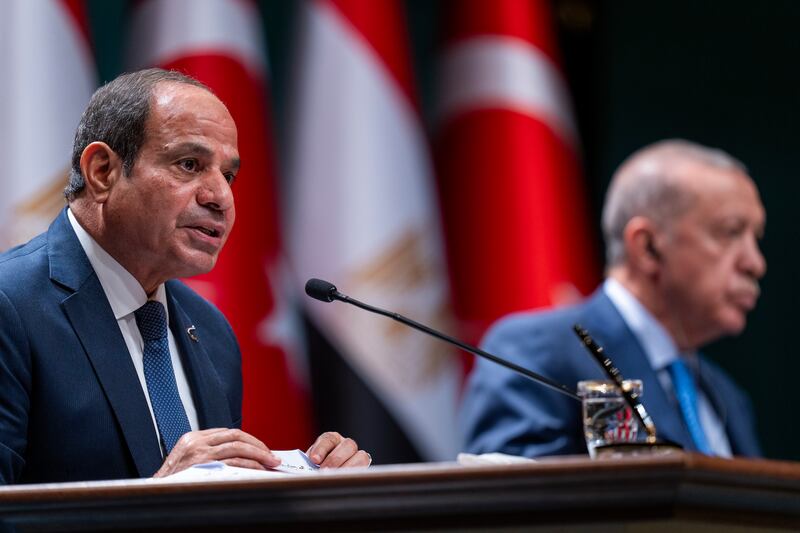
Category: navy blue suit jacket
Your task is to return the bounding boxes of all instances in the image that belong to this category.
[0,209,242,484]
[460,289,762,458]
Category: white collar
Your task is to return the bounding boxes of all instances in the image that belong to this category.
[602,277,682,371]
[67,208,169,321]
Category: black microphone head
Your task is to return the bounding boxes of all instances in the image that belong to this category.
[305,278,338,303]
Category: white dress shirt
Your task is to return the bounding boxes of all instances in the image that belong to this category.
[603,278,732,457]
[68,209,199,449]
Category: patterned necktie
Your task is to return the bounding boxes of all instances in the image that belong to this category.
[668,358,713,455]
[134,300,191,454]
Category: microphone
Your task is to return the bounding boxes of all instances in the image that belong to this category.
[305,277,340,302]
[304,278,580,401]
[573,325,657,443]
[306,278,679,455]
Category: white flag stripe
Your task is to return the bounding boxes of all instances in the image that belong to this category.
[288,2,459,460]
[290,3,439,272]
[127,0,266,78]
[0,0,95,247]
[437,36,578,147]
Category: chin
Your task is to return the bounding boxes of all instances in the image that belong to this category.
[720,314,748,337]
[191,260,217,277]
[175,255,218,279]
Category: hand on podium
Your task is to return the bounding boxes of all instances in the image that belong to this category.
[154,428,281,477]
[307,431,372,468]
[153,428,371,477]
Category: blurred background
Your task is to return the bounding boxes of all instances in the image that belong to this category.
[1,0,798,463]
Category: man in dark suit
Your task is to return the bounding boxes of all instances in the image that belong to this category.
[0,68,369,484]
[461,140,765,458]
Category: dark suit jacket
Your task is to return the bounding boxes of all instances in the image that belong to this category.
[460,289,762,458]
[0,209,242,484]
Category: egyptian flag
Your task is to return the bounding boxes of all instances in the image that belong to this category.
[0,0,96,249]
[287,0,461,461]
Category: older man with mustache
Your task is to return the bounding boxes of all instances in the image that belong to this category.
[462,139,766,458]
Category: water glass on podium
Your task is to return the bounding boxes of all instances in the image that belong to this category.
[577,379,644,458]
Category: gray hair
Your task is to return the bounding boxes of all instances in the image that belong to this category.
[601,139,748,266]
[65,68,211,201]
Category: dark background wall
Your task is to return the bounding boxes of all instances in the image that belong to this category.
[87,0,800,460]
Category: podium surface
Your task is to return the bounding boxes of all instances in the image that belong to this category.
[0,452,798,531]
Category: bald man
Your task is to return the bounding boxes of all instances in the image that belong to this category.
[460,139,765,458]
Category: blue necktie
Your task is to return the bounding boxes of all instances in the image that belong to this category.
[134,301,191,454]
[668,358,713,455]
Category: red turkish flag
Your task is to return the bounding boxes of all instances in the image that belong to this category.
[128,0,311,449]
[435,0,600,345]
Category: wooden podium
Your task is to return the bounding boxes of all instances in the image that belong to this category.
[0,452,798,531]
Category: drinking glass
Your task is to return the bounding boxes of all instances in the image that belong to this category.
[577,379,643,458]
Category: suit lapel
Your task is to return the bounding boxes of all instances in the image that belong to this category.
[578,291,696,451]
[166,285,232,429]
[50,207,163,478]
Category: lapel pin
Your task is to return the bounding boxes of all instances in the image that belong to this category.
[187,325,198,342]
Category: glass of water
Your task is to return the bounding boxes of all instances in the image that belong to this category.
[577,379,643,458]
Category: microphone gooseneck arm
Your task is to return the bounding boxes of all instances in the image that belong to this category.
[573,324,658,442]
[305,278,581,402]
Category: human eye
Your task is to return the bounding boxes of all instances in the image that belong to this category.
[728,221,747,238]
[725,224,745,238]
[712,219,746,243]
[177,158,200,173]
[223,171,236,185]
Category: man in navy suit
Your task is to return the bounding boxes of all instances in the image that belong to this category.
[461,140,765,458]
[0,69,370,484]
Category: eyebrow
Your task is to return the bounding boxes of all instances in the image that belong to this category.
[165,141,213,158]
[163,142,240,171]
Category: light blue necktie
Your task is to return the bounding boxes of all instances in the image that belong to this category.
[134,301,191,454]
[668,358,713,455]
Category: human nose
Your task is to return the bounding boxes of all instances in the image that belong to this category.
[739,231,766,279]
[197,169,234,212]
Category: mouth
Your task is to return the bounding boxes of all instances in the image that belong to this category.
[183,222,226,249]
[730,288,759,311]
[190,225,221,238]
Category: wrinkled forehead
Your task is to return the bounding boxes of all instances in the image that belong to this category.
[678,159,760,202]
[674,161,766,228]
[151,79,216,105]
[146,82,238,143]
[150,81,233,122]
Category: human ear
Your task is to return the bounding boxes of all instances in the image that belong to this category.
[79,142,122,203]
[645,236,662,262]
[623,216,662,275]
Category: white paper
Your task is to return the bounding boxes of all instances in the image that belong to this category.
[270,449,320,474]
[456,452,537,466]
[162,449,320,482]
